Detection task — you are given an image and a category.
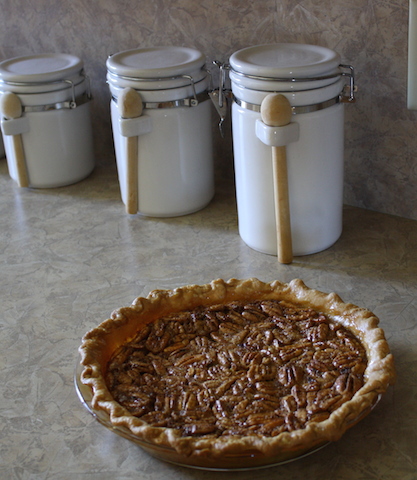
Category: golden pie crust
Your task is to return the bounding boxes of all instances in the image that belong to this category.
[78,278,395,468]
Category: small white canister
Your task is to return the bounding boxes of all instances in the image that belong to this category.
[228,43,355,256]
[107,46,214,216]
[0,53,95,188]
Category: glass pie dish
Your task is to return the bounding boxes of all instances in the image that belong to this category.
[75,278,395,470]
[75,358,333,470]
[75,358,385,470]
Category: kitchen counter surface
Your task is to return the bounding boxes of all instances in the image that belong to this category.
[1,160,416,480]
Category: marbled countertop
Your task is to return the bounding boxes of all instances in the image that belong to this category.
[1,160,416,480]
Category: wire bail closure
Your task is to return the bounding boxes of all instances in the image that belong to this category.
[0,70,92,112]
[209,61,356,135]
[108,71,204,109]
[208,61,231,137]
[339,64,356,103]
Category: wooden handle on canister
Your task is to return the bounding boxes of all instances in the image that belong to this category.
[118,87,143,214]
[0,92,29,188]
[260,93,293,264]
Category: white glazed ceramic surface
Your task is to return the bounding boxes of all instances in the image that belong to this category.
[0,53,84,84]
[107,46,206,79]
[230,44,346,256]
[231,77,344,107]
[106,47,208,97]
[232,102,344,256]
[0,77,88,106]
[3,102,95,188]
[110,99,214,217]
[107,76,209,104]
[229,44,341,79]
[0,54,95,188]
[108,46,214,216]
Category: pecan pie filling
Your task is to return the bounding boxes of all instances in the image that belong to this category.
[106,299,367,438]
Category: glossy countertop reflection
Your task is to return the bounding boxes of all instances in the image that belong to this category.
[1,160,416,480]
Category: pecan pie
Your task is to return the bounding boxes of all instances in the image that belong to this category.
[78,278,395,469]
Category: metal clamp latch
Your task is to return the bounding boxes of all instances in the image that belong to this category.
[340,64,356,103]
[209,61,231,137]
[0,70,92,112]
[108,71,202,107]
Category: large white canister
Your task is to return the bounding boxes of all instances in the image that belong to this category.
[229,44,355,256]
[0,54,95,188]
[107,46,214,217]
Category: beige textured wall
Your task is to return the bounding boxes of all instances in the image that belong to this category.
[0,0,415,220]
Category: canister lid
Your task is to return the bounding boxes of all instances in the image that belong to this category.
[229,43,341,78]
[0,53,84,83]
[107,46,206,79]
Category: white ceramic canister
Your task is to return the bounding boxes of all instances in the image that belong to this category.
[106,46,214,217]
[0,54,95,188]
[228,43,355,256]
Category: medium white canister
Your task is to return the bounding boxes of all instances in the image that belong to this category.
[106,46,214,217]
[229,44,355,256]
[0,54,95,188]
